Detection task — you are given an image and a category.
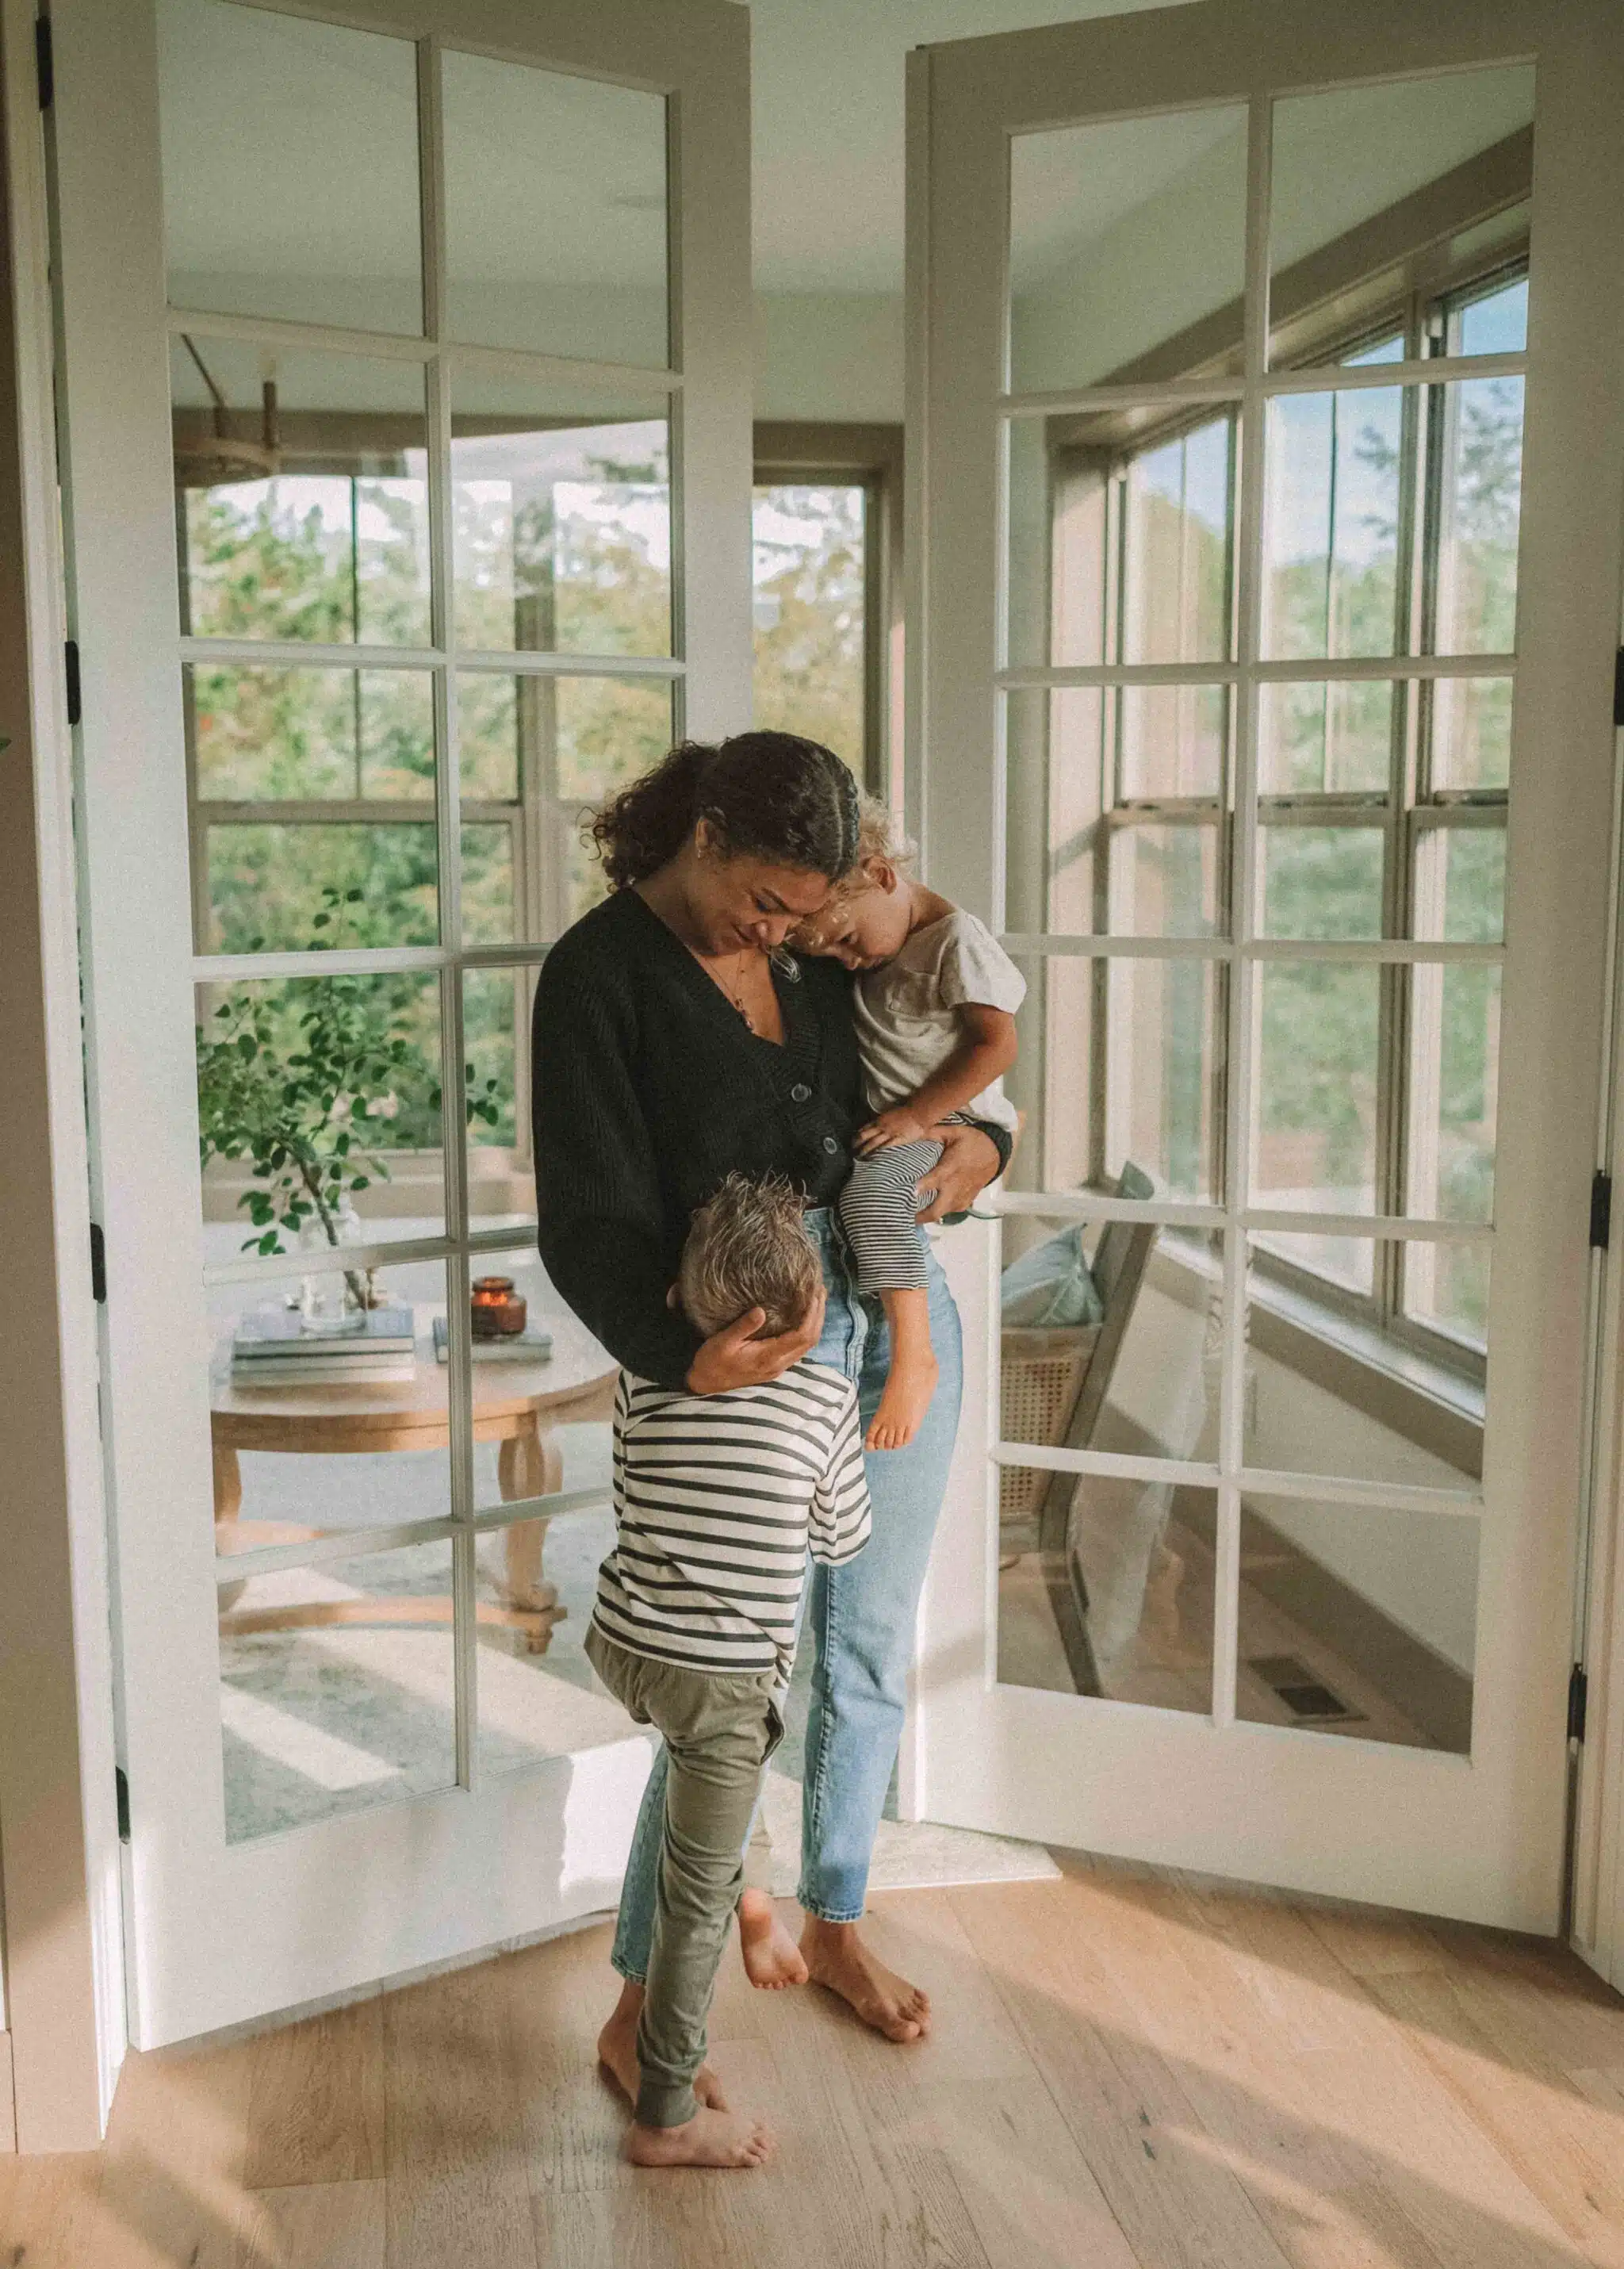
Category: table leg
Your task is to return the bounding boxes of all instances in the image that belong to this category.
[213,1435,248,1610]
[496,1417,563,1654]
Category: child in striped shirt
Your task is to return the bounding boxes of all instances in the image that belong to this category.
[585,1174,870,2171]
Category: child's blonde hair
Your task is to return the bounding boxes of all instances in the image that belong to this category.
[792,797,915,952]
[842,795,916,891]
[678,1173,822,1339]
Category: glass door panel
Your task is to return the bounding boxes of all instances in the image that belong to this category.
[912,0,1615,1928]
[60,0,748,2046]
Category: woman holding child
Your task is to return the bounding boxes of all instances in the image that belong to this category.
[532,730,1023,2167]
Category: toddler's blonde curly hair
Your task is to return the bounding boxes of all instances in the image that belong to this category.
[792,797,916,953]
[841,795,916,889]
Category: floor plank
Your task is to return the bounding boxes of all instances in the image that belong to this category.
[1363,1966,1624,2267]
[241,1996,385,2188]
[951,1876,1304,2269]
[10,1866,1624,2269]
[236,2178,386,2269]
[918,2072,1140,2269]
[381,1957,539,2269]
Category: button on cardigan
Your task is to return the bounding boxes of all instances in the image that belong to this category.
[531,887,1012,1389]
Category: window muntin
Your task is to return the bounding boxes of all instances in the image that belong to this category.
[1012,263,1523,1371]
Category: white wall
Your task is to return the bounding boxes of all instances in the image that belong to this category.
[755,291,902,420]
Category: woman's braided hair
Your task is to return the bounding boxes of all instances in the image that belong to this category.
[589,730,861,891]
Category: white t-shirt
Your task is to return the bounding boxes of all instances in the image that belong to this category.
[852,909,1026,1133]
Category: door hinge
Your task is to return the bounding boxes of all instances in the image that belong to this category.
[34,15,52,109]
[1591,1171,1612,1251]
[1568,1663,1589,1743]
[115,1765,131,1842]
[90,1219,107,1302]
[1614,646,1624,729]
[65,638,81,726]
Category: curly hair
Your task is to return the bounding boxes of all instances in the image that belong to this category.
[588,731,860,892]
[840,794,916,890]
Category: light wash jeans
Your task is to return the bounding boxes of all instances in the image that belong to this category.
[610,1205,963,1979]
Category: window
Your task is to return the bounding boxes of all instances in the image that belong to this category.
[751,425,900,796]
[184,409,897,1221]
[1016,261,1522,1375]
[752,481,869,778]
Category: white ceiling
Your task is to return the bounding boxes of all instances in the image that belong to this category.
[159,0,1174,299]
[748,0,1173,295]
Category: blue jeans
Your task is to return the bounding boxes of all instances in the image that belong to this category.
[610,1206,963,1977]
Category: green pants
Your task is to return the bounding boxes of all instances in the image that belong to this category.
[586,1623,783,2128]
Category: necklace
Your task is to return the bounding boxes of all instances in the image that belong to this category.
[719,951,756,1033]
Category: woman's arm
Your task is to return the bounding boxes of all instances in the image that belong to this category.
[852,1003,1018,1153]
[531,945,703,1389]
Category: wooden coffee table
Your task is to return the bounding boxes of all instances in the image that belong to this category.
[211,1302,617,1654]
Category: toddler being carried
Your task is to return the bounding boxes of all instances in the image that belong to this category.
[801,801,1024,1449]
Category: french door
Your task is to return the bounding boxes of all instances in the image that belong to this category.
[54,0,749,2047]
[906,0,1624,1929]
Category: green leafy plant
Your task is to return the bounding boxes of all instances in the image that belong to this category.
[197,886,502,1297]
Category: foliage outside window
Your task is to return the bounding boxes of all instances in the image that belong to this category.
[1020,263,1522,1368]
[752,481,870,780]
[187,442,885,1198]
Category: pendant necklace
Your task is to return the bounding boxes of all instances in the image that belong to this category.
[722,950,756,1033]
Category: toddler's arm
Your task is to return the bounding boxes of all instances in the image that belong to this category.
[855,1003,1018,1155]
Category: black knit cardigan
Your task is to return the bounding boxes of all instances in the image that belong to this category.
[531,887,1011,1388]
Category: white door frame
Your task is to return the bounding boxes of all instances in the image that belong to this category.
[52,0,750,2050]
[906,0,1624,1931]
[0,0,126,2147]
[1572,657,1624,1991]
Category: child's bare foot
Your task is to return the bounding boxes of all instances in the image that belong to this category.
[597,1984,727,2110]
[738,1887,809,1990]
[626,2106,776,2169]
[865,1347,938,1451]
[801,1918,931,2042]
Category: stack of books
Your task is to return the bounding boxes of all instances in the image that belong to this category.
[231,1304,419,1385]
[432,1317,553,1366]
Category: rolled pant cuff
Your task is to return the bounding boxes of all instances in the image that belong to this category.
[611,1953,647,1987]
[798,1894,865,1925]
[635,2077,699,2129]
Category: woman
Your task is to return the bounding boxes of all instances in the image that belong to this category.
[532,730,1009,2087]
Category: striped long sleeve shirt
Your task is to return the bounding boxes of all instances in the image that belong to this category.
[592,1360,871,1678]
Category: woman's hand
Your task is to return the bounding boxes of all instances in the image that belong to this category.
[914,1122,1001,1223]
[686,1286,826,1394]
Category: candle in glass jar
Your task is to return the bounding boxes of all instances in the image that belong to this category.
[470,1276,527,1337]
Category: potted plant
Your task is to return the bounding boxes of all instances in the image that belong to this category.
[197,886,501,1316]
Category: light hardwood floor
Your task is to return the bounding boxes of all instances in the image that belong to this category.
[5,1853,1624,2267]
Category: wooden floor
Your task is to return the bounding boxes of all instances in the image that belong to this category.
[6,1853,1624,2267]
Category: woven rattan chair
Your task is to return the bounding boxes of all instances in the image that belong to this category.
[999,1163,1158,1695]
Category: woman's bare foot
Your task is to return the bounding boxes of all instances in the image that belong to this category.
[597,1981,727,2110]
[800,1917,931,2042]
[626,2106,776,2170]
[865,1347,939,1451]
[738,1887,809,1989]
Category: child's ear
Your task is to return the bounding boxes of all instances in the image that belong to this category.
[666,1283,680,1309]
[867,856,898,894]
